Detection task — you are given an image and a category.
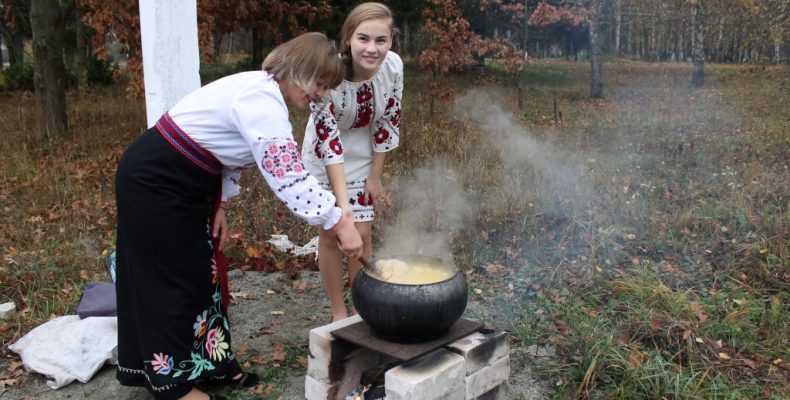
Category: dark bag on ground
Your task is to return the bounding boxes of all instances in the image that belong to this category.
[76,281,117,319]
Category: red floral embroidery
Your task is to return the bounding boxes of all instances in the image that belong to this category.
[352,83,375,128]
[374,128,390,144]
[329,139,343,155]
[315,122,330,141]
[353,105,373,128]
[314,143,322,159]
[357,87,373,103]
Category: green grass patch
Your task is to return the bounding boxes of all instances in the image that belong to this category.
[1,60,788,397]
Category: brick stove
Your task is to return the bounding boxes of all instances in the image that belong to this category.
[306,315,510,400]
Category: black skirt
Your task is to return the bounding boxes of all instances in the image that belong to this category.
[114,128,236,399]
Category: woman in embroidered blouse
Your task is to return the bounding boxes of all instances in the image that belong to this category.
[114,33,362,400]
[302,2,402,321]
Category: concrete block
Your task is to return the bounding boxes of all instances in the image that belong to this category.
[307,315,382,399]
[308,314,363,363]
[447,328,509,375]
[305,374,338,400]
[385,349,466,400]
[471,381,509,400]
[0,302,15,319]
[465,355,510,399]
[434,384,466,400]
[307,346,380,382]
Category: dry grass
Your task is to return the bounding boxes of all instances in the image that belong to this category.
[1,60,788,397]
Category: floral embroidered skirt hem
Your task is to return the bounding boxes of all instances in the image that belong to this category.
[114,129,236,399]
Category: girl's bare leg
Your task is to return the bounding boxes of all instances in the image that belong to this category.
[318,227,348,321]
[347,221,373,315]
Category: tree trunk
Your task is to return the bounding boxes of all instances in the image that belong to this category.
[252,28,263,69]
[691,0,704,88]
[650,5,657,61]
[213,31,223,60]
[716,16,725,63]
[73,4,88,89]
[9,33,25,65]
[589,1,604,98]
[625,21,632,57]
[403,20,411,57]
[522,0,530,54]
[614,0,621,55]
[0,40,4,70]
[677,19,684,61]
[31,0,69,142]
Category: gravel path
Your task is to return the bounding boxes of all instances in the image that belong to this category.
[3,269,553,399]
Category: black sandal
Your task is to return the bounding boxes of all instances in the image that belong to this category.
[207,361,260,389]
[226,371,259,389]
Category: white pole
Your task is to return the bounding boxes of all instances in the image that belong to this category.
[138,0,201,128]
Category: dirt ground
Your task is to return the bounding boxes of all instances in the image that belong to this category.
[2,268,554,399]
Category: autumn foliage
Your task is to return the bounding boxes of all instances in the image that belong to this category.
[528,1,591,27]
[72,0,332,98]
[418,0,484,74]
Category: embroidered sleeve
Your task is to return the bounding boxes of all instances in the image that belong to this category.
[372,58,402,153]
[309,101,344,166]
[230,89,341,229]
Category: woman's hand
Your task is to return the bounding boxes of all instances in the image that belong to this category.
[212,205,229,251]
[331,211,363,259]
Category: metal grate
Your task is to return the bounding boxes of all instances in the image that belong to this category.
[331,318,484,362]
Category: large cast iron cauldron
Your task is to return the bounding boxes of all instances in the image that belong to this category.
[351,256,468,343]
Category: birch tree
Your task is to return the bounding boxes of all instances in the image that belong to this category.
[690,0,704,87]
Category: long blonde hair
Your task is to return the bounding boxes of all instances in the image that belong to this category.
[263,32,344,92]
[340,2,398,80]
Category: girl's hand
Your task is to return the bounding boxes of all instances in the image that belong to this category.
[212,205,229,250]
[364,176,385,208]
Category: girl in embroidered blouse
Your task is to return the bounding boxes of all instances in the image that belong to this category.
[302,2,403,322]
[114,33,362,400]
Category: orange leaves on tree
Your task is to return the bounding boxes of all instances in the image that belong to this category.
[74,0,332,98]
[419,0,482,74]
[528,1,591,27]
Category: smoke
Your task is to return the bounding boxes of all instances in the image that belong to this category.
[377,86,595,260]
[378,156,475,260]
[454,87,594,212]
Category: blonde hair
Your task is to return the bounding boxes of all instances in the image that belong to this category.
[262,32,344,93]
[340,2,398,79]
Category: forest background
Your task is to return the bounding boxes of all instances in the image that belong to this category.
[1,0,788,399]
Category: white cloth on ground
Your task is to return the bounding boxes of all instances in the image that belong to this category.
[268,234,319,257]
[8,315,118,389]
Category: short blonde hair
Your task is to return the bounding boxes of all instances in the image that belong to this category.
[263,32,344,92]
[340,2,398,79]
